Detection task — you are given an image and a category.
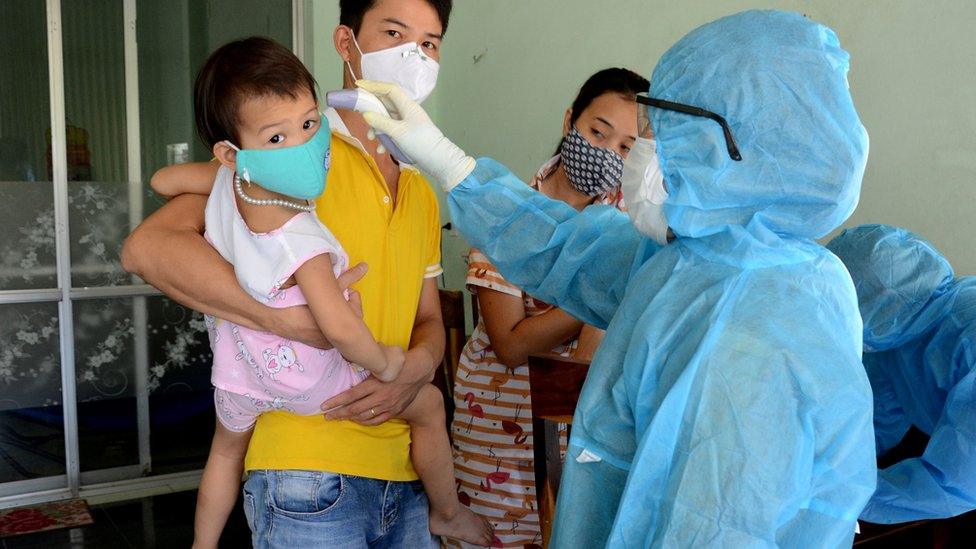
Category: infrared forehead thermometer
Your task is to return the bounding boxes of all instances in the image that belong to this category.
[325,89,413,165]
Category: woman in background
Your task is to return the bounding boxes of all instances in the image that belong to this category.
[449,68,649,548]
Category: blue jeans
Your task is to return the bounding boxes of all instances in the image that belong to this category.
[242,470,437,548]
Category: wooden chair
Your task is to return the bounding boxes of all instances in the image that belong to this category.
[432,289,475,429]
[527,353,591,548]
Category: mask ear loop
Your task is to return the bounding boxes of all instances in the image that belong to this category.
[345,59,361,83]
[345,31,366,82]
[222,140,250,184]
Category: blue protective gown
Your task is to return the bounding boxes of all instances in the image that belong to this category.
[828,225,976,523]
[446,10,875,548]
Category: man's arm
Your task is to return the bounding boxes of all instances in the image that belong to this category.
[122,194,264,327]
[121,194,363,347]
[321,278,444,425]
[405,277,445,383]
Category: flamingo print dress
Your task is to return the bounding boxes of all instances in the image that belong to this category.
[449,156,624,548]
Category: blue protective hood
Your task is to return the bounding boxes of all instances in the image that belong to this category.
[650,11,868,265]
[446,10,877,545]
[827,224,956,351]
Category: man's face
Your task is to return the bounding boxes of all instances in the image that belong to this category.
[336,0,445,83]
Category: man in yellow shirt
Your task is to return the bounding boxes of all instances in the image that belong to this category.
[123,1,454,546]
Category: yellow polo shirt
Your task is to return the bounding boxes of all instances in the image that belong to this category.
[243,109,442,481]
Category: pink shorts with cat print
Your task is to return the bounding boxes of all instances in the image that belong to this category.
[205,288,370,433]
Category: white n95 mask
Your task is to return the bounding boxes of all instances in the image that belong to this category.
[621,137,671,245]
[348,36,440,103]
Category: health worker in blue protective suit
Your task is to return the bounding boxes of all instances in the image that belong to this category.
[358,10,876,548]
[828,224,976,524]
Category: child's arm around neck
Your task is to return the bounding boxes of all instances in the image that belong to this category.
[151,160,220,199]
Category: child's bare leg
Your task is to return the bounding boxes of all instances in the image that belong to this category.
[400,384,493,546]
[193,423,252,549]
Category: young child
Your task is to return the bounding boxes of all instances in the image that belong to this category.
[152,36,492,548]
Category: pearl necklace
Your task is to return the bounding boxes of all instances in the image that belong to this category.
[234,173,316,212]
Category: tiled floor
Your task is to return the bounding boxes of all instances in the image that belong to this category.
[6,486,974,547]
[0,392,215,485]
[0,490,250,548]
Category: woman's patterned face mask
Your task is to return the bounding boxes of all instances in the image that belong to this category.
[560,126,624,197]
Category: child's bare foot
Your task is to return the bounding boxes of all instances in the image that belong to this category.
[429,506,494,546]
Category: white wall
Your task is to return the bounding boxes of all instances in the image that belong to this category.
[307,1,976,285]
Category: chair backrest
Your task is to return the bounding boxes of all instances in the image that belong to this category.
[470,292,479,328]
[433,289,470,428]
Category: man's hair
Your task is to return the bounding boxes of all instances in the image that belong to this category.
[194,36,318,147]
[339,0,452,35]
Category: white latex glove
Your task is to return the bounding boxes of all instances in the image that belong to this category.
[356,80,476,191]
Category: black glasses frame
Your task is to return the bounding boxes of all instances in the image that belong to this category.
[636,95,742,161]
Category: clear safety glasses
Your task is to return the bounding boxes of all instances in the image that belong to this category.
[636,93,742,161]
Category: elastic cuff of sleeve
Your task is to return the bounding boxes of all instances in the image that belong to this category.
[442,156,477,193]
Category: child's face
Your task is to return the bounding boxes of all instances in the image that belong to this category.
[236,90,320,150]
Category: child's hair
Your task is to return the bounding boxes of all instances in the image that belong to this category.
[194,36,318,147]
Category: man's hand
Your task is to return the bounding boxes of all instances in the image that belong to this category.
[320,347,434,426]
[269,262,368,348]
[346,286,364,318]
